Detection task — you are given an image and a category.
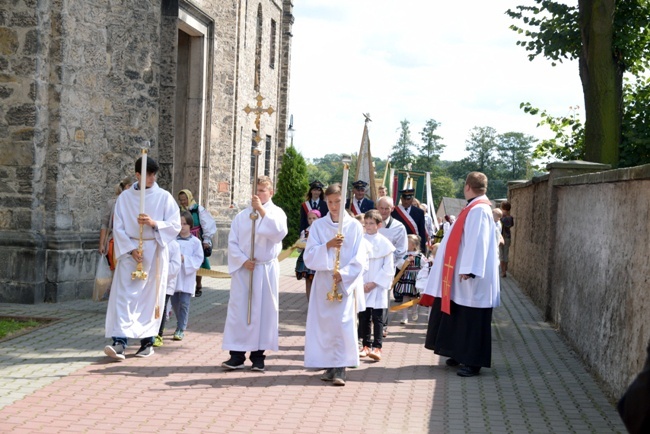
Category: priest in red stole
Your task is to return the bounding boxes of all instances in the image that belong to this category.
[419,172,500,377]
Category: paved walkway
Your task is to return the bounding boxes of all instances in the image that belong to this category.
[0,259,625,433]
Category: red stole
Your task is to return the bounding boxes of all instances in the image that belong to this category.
[394,206,417,235]
[350,200,362,215]
[441,198,491,314]
[302,201,312,215]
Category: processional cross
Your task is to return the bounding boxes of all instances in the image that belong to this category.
[243,93,275,324]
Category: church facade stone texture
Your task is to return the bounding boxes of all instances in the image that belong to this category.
[0,0,294,302]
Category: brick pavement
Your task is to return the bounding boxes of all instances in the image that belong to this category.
[0,259,626,433]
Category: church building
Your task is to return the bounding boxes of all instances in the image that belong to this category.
[0,0,294,302]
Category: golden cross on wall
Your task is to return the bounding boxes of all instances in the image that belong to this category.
[244,93,275,144]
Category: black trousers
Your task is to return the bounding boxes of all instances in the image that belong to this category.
[358,308,385,348]
[157,294,172,336]
[229,350,265,363]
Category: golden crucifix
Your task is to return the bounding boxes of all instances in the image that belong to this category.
[243,93,274,325]
[244,93,275,144]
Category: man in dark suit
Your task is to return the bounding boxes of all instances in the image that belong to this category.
[346,180,375,215]
[391,187,427,252]
[300,180,329,232]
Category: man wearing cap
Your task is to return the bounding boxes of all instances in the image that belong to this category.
[300,180,329,232]
[391,187,427,252]
[346,180,375,215]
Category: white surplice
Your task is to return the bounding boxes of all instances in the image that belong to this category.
[363,232,395,309]
[222,199,288,352]
[105,182,181,339]
[166,239,182,296]
[422,195,500,308]
[174,235,204,295]
[303,213,366,368]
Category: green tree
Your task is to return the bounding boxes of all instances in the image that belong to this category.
[496,132,535,179]
[465,126,498,175]
[390,120,415,170]
[430,175,457,203]
[273,146,309,248]
[507,0,650,166]
[521,102,585,166]
[414,119,445,171]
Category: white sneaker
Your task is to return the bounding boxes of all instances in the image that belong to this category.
[400,318,409,325]
[135,345,154,358]
[104,344,126,361]
[412,309,419,322]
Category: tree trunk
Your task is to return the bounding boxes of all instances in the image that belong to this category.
[578,0,621,166]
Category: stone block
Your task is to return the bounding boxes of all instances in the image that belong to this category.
[0,27,19,55]
[23,29,39,55]
[0,141,33,165]
[10,56,36,76]
[9,12,38,27]
[11,127,34,141]
[6,103,36,126]
[0,84,13,98]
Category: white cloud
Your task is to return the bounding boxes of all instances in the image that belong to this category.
[288,0,584,162]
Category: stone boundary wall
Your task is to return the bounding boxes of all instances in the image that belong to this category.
[508,161,650,398]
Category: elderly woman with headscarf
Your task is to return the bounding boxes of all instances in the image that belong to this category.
[178,189,217,296]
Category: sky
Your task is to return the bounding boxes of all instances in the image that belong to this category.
[287,0,584,163]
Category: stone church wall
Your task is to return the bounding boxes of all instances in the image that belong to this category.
[508,162,650,399]
[0,0,293,302]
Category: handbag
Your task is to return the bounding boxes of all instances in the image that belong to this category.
[93,255,113,301]
[203,243,212,258]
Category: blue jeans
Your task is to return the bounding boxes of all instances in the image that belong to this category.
[112,337,154,347]
[171,292,192,331]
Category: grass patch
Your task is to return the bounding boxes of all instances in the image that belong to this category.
[0,316,56,340]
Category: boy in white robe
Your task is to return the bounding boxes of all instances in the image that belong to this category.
[104,156,181,361]
[170,211,204,341]
[358,210,395,362]
[153,238,182,347]
[221,176,288,372]
[304,183,366,386]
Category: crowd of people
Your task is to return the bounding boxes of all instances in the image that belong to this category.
[99,158,514,386]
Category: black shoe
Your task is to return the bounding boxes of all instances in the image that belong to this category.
[221,358,245,370]
[195,289,202,297]
[251,361,265,372]
[445,358,460,367]
[457,366,481,377]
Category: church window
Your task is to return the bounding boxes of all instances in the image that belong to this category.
[264,135,272,176]
[269,19,276,69]
[254,4,263,91]
[251,131,258,183]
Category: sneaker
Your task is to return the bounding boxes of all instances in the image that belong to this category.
[368,347,382,362]
[359,346,370,357]
[400,318,409,325]
[104,344,126,361]
[173,330,184,341]
[251,362,265,372]
[320,368,334,381]
[382,327,388,338]
[221,358,245,370]
[153,335,164,347]
[135,345,154,358]
[332,368,346,386]
[412,309,419,322]
[195,289,203,297]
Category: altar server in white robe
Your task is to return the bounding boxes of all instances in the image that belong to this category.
[104,156,181,361]
[221,176,288,372]
[304,183,366,386]
[420,171,500,377]
[377,196,408,334]
[358,210,395,362]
